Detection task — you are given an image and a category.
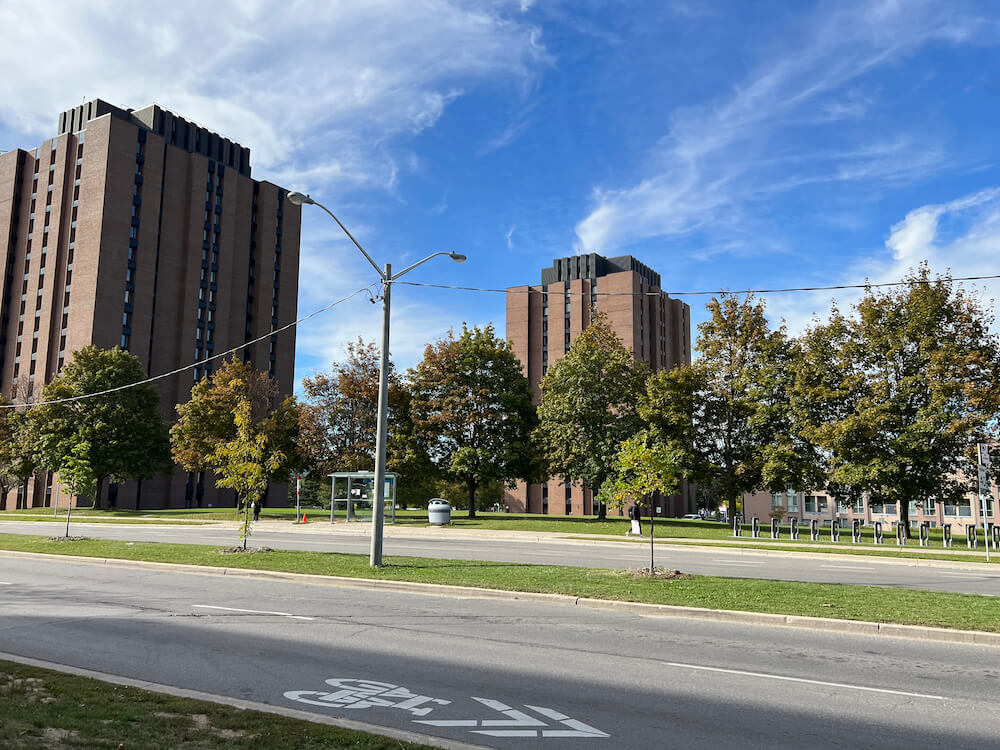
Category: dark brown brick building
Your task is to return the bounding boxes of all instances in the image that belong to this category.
[0,99,300,510]
[505,253,694,516]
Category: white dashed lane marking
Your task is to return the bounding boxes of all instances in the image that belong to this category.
[192,604,314,621]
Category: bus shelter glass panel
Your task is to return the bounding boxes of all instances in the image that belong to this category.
[329,472,397,523]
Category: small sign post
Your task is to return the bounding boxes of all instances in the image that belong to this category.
[977,444,991,562]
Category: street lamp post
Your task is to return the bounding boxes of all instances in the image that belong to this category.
[288,192,465,566]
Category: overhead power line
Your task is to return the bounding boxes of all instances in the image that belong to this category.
[395,273,1000,298]
[1,285,378,410]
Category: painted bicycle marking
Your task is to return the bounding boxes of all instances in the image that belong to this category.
[417,696,609,738]
[284,677,609,739]
[284,678,450,717]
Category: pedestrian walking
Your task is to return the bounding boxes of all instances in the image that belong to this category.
[627,503,643,537]
[253,500,261,522]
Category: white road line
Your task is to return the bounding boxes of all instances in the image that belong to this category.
[191,604,314,621]
[0,582,13,585]
[663,661,946,700]
[819,565,875,571]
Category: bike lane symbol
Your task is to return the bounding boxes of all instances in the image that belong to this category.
[284,678,450,717]
[285,678,609,739]
[416,696,609,738]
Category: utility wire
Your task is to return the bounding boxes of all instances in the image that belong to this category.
[1,285,378,410]
[395,273,1000,298]
[10,271,998,410]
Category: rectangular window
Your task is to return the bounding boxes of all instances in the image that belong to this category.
[786,489,798,512]
[943,499,972,517]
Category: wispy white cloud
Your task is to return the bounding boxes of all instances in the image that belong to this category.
[479,103,537,155]
[0,1,549,385]
[574,0,997,255]
[505,225,517,249]
[0,0,548,195]
[428,192,450,216]
[765,186,1000,334]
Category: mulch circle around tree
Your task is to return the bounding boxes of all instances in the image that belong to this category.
[217,547,275,555]
[48,536,89,542]
[624,567,687,579]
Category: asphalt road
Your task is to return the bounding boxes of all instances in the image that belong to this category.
[2,519,1000,596]
[1,556,998,749]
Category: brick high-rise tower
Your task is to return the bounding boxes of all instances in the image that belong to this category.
[505,253,693,516]
[0,99,300,510]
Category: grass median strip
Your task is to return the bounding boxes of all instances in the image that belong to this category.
[0,659,435,750]
[591,536,999,565]
[3,533,998,633]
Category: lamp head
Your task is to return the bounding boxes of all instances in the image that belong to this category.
[287,191,314,206]
[449,252,467,264]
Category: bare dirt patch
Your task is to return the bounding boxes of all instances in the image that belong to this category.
[0,673,56,703]
[42,727,80,742]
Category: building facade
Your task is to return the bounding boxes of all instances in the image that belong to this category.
[0,99,300,510]
[505,253,694,516]
[744,483,996,536]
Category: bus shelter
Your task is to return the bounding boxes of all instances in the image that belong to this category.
[329,471,398,523]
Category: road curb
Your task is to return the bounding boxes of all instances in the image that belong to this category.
[0,651,491,750]
[4,549,999,648]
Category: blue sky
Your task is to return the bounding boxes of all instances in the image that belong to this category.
[2,0,1000,381]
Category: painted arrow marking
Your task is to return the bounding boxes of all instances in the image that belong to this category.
[417,697,608,738]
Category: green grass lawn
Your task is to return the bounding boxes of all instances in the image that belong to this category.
[2,532,998,633]
[652,537,999,564]
[0,659,435,750]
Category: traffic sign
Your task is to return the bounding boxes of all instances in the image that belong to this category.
[978,465,990,496]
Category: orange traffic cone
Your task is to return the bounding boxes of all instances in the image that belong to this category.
[302,513,308,523]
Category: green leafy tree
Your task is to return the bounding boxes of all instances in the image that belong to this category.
[795,267,1000,535]
[641,294,792,519]
[0,396,18,509]
[410,324,539,518]
[171,359,302,505]
[213,397,285,549]
[31,346,172,509]
[299,340,438,507]
[57,441,96,537]
[534,312,649,518]
[0,395,37,510]
[789,307,867,510]
[597,433,680,570]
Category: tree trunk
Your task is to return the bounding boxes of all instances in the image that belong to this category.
[898,496,912,539]
[649,505,656,571]
[593,479,607,519]
[467,478,477,519]
[94,476,106,510]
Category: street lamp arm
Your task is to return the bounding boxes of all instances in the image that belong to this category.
[310,200,385,279]
[390,251,465,281]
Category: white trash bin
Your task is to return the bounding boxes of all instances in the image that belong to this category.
[428,498,452,525]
